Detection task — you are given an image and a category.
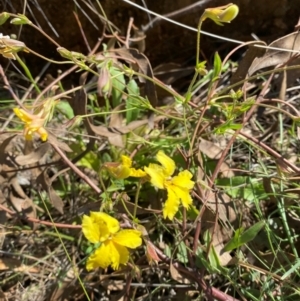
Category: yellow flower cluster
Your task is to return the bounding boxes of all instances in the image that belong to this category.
[83,151,195,271]
[105,151,195,220]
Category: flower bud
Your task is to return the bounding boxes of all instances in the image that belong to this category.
[201,3,239,26]
[97,67,112,97]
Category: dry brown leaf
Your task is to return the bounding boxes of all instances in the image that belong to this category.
[101,279,124,291]
[0,258,39,273]
[9,177,37,228]
[47,133,73,152]
[230,42,266,87]
[199,138,223,159]
[198,139,234,178]
[36,169,64,214]
[170,263,191,284]
[15,143,50,165]
[211,225,232,266]
[248,31,300,76]
[49,265,78,301]
[9,192,36,217]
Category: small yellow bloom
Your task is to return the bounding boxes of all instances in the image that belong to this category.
[201,4,239,26]
[13,108,48,141]
[105,155,147,179]
[13,99,56,141]
[144,151,195,220]
[82,212,142,271]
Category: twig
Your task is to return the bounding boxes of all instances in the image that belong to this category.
[0,65,25,109]
[50,143,101,194]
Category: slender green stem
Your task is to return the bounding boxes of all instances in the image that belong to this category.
[15,53,40,93]
[120,195,134,220]
[41,195,91,301]
[196,19,203,67]
[184,17,204,103]
[26,47,73,64]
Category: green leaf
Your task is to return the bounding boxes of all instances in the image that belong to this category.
[126,79,140,123]
[217,176,266,202]
[77,151,101,172]
[110,67,126,108]
[240,220,265,244]
[214,121,242,134]
[223,221,265,252]
[164,244,171,258]
[187,204,199,220]
[56,100,74,119]
[106,181,125,192]
[212,52,222,81]
[177,241,188,263]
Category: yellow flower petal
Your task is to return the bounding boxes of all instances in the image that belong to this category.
[82,212,120,243]
[112,242,130,269]
[86,240,129,270]
[113,229,142,248]
[172,185,193,209]
[129,168,147,178]
[172,170,194,190]
[86,242,113,270]
[163,185,180,220]
[156,151,175,177]
[14,107,48,141]
[144,164,165,189]
[91,212,120,235]
[82,214,102,244]
[13,108,33,123]
[108,163,131,179]
[121,155,132,168]
[37,127,48,141]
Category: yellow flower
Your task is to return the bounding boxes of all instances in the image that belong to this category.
[201,4,239,26]
[14,99,56,141]
[144,151,195,220]
[82,212,142,271]
[105,155,147,179]
[13,108,48,141]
